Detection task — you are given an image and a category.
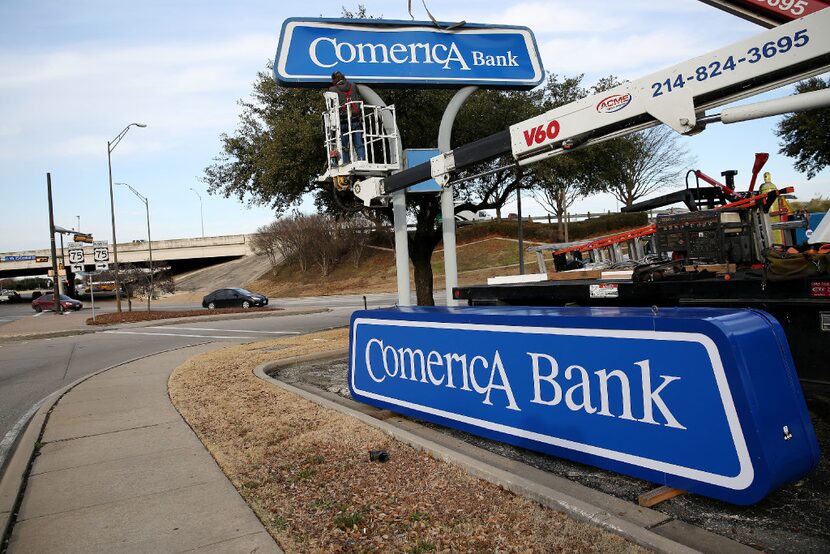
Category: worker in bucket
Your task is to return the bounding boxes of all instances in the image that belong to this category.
[329,71,366,164]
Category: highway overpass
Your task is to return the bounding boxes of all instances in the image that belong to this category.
[0,234,254,278]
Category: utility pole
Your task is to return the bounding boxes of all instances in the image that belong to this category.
[516,182,525,275]
[107,140,122,312]
[147,197,153,311]
[107,122,147,312]
[190,188,204,238]
[46,173,61,314]
[116,183,153,311]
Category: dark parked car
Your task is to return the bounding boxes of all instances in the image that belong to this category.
[32,293,83,312]
[202,288,268,309]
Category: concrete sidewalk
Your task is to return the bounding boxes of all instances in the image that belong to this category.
[3,345,282,553]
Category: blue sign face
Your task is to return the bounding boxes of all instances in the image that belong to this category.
[274,18,544,89]
[349,307,820,504]
[404,148,442,193]
[1,255,35,262]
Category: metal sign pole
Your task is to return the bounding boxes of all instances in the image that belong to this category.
[89,272,96,322]
[392,190,411,306]
[357,86,410,306]
[437,86,478,307]
[58,234,65,296]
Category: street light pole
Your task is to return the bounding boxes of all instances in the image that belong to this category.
[115,183,153,312]
[108,122,147,312]
[189,188,204,238]
[59,233,66,296]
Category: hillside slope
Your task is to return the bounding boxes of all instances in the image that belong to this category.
[175,254,272,293]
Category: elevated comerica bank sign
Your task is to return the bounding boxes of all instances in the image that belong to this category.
[274,18,544,88]
[349,307,820,504]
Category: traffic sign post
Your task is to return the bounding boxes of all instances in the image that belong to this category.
[67,241,85,274]
[88,271,97,322]
[93,240,110,271]
[90,241,110,321]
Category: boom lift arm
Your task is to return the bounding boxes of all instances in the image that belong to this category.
[354,8,830,205]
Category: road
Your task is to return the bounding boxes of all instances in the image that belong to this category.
[0,292,409,470]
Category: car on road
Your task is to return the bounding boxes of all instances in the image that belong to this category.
[32,294,83,312]
[202,288,268,310]
[0,289,20,303]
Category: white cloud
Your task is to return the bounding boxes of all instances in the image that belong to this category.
[0,34,272,161]
[538,29,703,77]
[0,35,274,89]
[479,2,627,34]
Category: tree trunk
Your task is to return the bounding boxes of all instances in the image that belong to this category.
[409,235,436,306]
[408,203,442,306]
[411,248,435,306]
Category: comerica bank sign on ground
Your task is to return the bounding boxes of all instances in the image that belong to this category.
[274,18,544,88]
[349,307,820,505]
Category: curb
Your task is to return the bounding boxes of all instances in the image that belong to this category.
[0,308,328,343]
[116,307,328,329]
[253,353,758,554]
[0,342,213,550]
[0,329,98,342]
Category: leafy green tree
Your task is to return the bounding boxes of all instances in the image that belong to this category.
[776,77,830,179]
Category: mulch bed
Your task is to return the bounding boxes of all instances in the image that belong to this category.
[86,307,279,325]
[168,329,645,553]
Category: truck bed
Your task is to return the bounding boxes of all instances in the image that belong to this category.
[455,273,830,383]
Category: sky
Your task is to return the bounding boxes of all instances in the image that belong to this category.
[0,0,828,252]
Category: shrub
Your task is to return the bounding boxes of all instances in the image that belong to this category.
[253,213,386,278]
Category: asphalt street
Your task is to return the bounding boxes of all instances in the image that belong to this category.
[0,292,405,470]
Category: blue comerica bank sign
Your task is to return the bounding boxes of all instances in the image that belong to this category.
[349,307,820,505]
[274,18,544,88]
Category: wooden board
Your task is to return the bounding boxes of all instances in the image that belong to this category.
[638,485,685,507]
[684,264,737,273]
[548,269,602,281]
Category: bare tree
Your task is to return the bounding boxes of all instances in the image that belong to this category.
[116,264,174,311]
[308,215,341,277]
[594,126,695,207]
[251,221,282,276]
[530,153,591,239]
[257,213,315,273]
[255,213,370,278]
[340,215,372,268]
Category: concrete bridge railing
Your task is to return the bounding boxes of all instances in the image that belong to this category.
[0,234,253,273]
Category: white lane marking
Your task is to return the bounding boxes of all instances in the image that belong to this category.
[33,312,44,317]
[146,326,300,335]
[104,330,255,340]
